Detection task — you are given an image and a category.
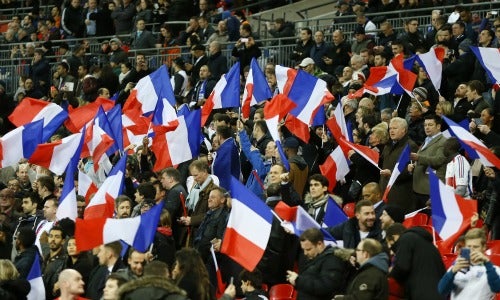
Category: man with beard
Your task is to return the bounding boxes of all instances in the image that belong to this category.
[327,200,381,249]
[449,83,472,122]
[43,225,67,299]
[115,195,132,219]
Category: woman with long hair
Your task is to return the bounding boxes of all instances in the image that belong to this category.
[65,237,94,286]
[0,259,30,299]
[172,248,214,300]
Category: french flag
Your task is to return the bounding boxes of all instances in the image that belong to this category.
[364,54,416,96]
[151,107,200,171]
[429,169,477,251]
[322,197,348,228]
[94,107,120,156]
[242,58,272,119]
[220,177,273,271]
[64,97,115,133]
[274,200,336,242]
[78,170,98,204]
[275,66,334,142]
[8,97,68,142]
[263,94,296,170]
[201,62,241,126]
[105,105,124,152]
[0,120,43,168]
[75,201,163,252]
[470,46,500,83]
[122,114,152,153]
[123,65,175,121]
[27,253,44,300]
[416,47,445,92]
[382,144,410,202]
[57,127,85,221]
[81,110,115,173]
[333,103,353,142]
[443,116,500,169]
[84,155,127,219]
[319,146,350,192]
[210,246,226,299]
[28,132,83,175]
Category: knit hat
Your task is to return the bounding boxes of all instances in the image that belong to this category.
[384,205,405,223]
[412,87,428,100]
[283,137,299,149]
[173,57,185,69]
[110,37,122,46]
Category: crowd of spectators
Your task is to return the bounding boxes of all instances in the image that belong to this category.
[0,0,500,299]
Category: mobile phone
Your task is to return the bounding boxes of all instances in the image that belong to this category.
[230,276,234,285]
[63,82,74,92]
[460,248,470,261]
[474,118,483,125]
[240,38,249,43]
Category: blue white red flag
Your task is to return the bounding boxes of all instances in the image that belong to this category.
[382,144,410,201]
[470,46,500,84]
[27,253,44,300]
[0,119,43,168]
[322,197,348,228]
[319,146,350,192]
[242,58,272,118]
[416,47,445,92]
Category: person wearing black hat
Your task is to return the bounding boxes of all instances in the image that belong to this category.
[380,205,405,232]
[186,44,208,84]
[351,26,374,55]
[282,136,309,199]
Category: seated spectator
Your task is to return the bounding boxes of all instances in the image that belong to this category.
[351,26,374,55]
[239,269,268,300]
[290,27,314,64]
[266,18,295,45]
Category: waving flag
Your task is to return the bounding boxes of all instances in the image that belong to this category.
[151,108,200,171]
[81,111,115,173]
[29,132,83,175]
[64,97,115,133]
[123,65,175,121]
[274,201,336,242]
[94,107,119,155]
[8,97,68,142]
[105,105,124,151]
[57,127,85,221]
[76,201,163,252]
[0,120,43,168]
[84,155,126,219]
[263,94,296,171]
[382,144,410,201]
[364,54,417,96]
[78,170,98,204]
[210,246,226,299]
[470,46,500,84]
[429,170,476,251]
[416,47,445,91]
[201,62,241,126]
[27,253,44,300]
[242,58,272,118]
[221,177,273,271]
[319,146,350,192]
[333,104,353,142]
[443,116,500,168]
[322,197,348,227]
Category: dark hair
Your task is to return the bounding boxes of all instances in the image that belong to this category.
[160,167,181,183]
[299,228,324,244]
[355,199,373,213]
[174,248,212,300]
[137,182,156,200]
[17,227,36,248]
[239,269,263,289]
[49,225,66,240]
[216,125,232,140]
[424,114,442,127]
[213,112,231,125]
[266,183,281,197]
[385,223,406,242]
[144,260,169,277]
[104,241,123,258]
[309,174,329,189]
[301,27,312,35]
[467,80,485,94]
[38,175,55,193]
[107,273,128,286]
[253,120,269,135]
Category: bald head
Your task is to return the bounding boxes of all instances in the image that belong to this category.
[58,269,85,296]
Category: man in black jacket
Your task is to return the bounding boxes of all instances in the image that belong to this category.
[286,228,348,300]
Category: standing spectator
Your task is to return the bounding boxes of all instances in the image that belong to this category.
[43,226,67,300]
[286,228,350,299]
[170,57,188,98]
[212,125,240,191]
[13,227,38,279]
[130,19,156,51]
[231,23,261,76]
[334,238,389,300]
[86,242,126,299]
[282,137,309,199]
[397,18,426,53]
[179,16,202,46]
[207,41,227,80]
[206,21,229,47]
[159,168,187,249]
[186,44,208,84]
[83,0,99,37]
[266,18,295,45]
[30,49,50,96]
[92,1,115,37]
[390,226,446,299]
[111,0,136,35]
[134,0,154,28]
[443,137,472,198]
[290,27,314,65]
[323,29,351,75]
[61,0,85,39]
[197,16,215,44]
[310,30,329,73]
[351,26,374,55]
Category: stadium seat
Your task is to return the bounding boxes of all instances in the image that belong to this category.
[402,213,428,228]
[487,240,500,255]
[269,283,296,300]
[489,254,500,266]
[419,225,442,246]
[343,203,355,218]
[442,253,458,269]
[388,277,404,300]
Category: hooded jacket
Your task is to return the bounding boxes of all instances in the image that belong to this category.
[341,252,389,300]
[118,276,188,300]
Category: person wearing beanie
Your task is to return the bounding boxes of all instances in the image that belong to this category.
[380,204,405,231]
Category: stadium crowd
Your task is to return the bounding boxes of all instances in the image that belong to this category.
[1,0,500,299]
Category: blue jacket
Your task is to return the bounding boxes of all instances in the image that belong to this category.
[238,130,271,199]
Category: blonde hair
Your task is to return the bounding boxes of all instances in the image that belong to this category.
[0,259,20,280]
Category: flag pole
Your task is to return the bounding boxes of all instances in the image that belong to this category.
[395,94,404,111]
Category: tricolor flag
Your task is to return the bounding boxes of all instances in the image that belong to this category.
[105,105,124,151]
[78,170,98,204]
[416,47,445,92]
[275,66,334,142]
[364,54,417,96]
[8,97,68,142]
[274,201,336,242]
[201,62,241,126]
[81,110,115,173]
[64,97,115,133]
[337,137,380,169]
[84,155,126,219]
[263,94,296,171]
[151,108,200,171]
[28,132,83,175]
[57,127,85,221]
[221,177,273,271]
[470,46,500,84]
[0,120,43,168]
[242,58,272,118]
[322,197,348,228]
[76,201,163,252]
[333,103,353,142]
[429,169,477,252]
[27,253,44,300]
[382,144,410,201]
[210,245,226,298]
[123,65,175,121]
[443,116,500,169]
[319,146,350,192]
[94,107,120,156]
